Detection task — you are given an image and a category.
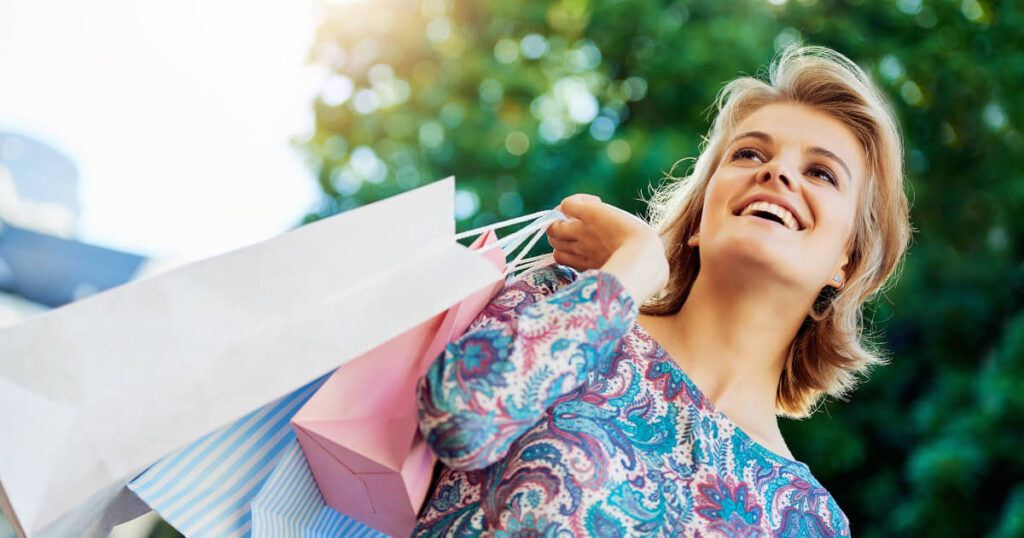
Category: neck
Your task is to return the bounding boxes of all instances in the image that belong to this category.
[645,269,812,430]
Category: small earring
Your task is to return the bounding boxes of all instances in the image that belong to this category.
[833,274,842,284]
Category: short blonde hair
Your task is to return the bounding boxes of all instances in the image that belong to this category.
[642,44,912,418]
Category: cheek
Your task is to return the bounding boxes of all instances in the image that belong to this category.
[699,177,731,231]
[813,201,859,255]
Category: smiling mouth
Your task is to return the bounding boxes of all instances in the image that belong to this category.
[748,210,786,226]
[735,200,802,231]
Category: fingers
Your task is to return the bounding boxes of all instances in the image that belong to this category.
[552,249,591,271]
[546,219,585,241]
[546,233,578,254]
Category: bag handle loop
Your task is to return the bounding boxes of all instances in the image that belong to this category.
[454,209,566,276]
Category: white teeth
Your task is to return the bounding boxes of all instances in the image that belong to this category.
[740,200,799,230]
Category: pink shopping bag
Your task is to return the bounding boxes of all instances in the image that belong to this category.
[291,230,506,537]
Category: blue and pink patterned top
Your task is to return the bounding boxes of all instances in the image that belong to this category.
[414,264,850,537]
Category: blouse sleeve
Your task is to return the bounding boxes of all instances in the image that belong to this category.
[416,263,638,471]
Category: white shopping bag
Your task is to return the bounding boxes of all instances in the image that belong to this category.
[0,177,503,537]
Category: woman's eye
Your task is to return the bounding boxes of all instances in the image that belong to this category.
[809,167,838,186]
[732,148,763,162]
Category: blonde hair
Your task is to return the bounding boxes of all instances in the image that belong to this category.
[642,44,912,418]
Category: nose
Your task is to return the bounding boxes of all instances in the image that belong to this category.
[760,160,795,190]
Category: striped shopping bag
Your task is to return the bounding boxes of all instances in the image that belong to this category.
[127,375,328,538]
[250,438,386,538]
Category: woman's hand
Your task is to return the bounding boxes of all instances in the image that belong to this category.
[546,194,669,304]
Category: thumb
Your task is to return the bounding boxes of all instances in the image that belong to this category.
[557,193,602,214]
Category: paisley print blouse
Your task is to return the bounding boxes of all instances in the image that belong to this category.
[414,264,850,537]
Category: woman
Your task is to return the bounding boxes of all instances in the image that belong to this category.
[414,44,910,536]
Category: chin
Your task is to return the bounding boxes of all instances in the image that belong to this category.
[701,234,806,287]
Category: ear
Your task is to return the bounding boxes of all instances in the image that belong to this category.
[827,254,850,289]
[686,228,700,248]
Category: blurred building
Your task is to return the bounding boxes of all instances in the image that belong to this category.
[0,131,180,536]
[0,131,148,327]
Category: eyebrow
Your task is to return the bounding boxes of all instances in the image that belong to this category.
[729,130,852,182]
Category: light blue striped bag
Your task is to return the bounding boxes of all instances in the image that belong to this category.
[250,437,386,538]
[127,375,329,538]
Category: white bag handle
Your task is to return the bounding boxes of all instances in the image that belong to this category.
[454,209,566,276]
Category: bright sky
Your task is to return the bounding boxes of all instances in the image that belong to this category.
[0,0,323,262]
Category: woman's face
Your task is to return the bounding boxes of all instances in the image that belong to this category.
[695,102,866,296]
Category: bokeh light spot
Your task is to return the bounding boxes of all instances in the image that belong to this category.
[900,80,924,106]
[454,189,480,220]
[330,167,361,195]
[393,80,412,105]
[314,42,347,69]
[987,226,1009,251]
[568,92,598,123]
[607,139,632,163]
[539,117,569,143]
[531,95,557,120]
[427,18,452,43]
[419,121,445,148]
[441,102,466,128]
[908,149,929,173]
[620,76,648,102]
[396,165,420,189]
[773,28,800,52]
[879,55,904,82]
[353,39,380,67]
[897,0,922,15]
[498,191,524,217]
[664,5,690,28]
[983,103,1007,131]
[590,117,615,141]
[350,146,387,183]
[324,135,348,159]
[494,38,520,64]
[555,77,598,123]
[940,122,957,145]
[321,74,354,106]
[479,79,504,103]
[368,64,394,86]
[960,0,984,22]
[916,6,938,27]
[353,88,380,114]
[567,39,601,72]
[520,34,549,60]
[505,131,531,156]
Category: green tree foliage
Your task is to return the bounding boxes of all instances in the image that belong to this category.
[301,0,1023,535]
